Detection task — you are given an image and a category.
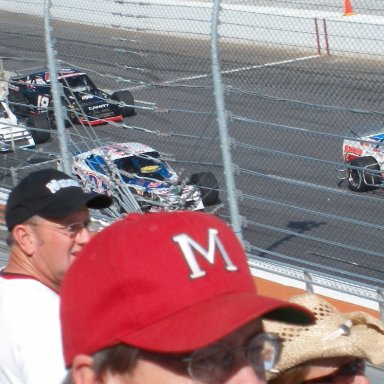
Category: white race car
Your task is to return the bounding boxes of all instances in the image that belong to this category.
[0,100,52,151]
[69,142,221,213]
[339,131,384,191]
[0,100,35,151]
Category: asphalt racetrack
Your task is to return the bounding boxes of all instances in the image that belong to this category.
[0,11,384,289]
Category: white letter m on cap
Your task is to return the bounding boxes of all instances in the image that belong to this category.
[173,228,238,279]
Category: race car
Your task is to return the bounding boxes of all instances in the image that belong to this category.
[68,142,220,213]
[0,100,50,151]
[339,131,384,191]
[7,68,135,126]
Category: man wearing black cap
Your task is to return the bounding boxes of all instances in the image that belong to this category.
[0,168,112,384]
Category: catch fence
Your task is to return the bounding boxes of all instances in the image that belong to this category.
[0,0,384,320]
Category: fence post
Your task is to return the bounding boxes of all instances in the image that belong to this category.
[304,270,314,293]
[323,18,330,55]
[10,167,17,187]
[44,0,72,175]
[210,0,243,242]
[377,288,384,320]
[314,18,321,55]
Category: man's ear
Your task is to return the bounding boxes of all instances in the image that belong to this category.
[71,355,100,384]
[12,224,36,256]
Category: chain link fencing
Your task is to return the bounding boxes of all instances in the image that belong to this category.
[0,0,384,322]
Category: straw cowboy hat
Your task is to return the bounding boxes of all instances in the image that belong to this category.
[263,293,384,380]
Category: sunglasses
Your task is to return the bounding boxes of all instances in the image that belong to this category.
[303,358,365,383]
[28,221,95,237]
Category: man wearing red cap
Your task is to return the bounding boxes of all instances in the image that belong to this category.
[0,169,111,384]
[60,211,313,384]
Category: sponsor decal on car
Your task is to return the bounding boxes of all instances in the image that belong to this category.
[344,145,363,156]
[88,104,109,110]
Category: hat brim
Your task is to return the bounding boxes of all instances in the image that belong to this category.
[39,190,112,218]
[85,193,113,210]
[117,291,314,353]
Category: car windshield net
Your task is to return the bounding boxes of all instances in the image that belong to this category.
[116,152,161,174]
[62,76,89,93]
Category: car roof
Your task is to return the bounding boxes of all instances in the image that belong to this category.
[13,68,86,83]
[76,142,159,160]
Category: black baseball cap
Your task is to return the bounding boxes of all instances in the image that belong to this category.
[5,168,112,231]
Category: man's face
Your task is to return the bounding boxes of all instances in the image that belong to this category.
[73,319,268,384]
[27,207,91,291]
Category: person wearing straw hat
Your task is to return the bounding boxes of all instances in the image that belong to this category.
[60,211,315,384]
[263,293,384,384]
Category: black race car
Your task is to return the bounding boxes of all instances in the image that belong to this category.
[8,68,135,126]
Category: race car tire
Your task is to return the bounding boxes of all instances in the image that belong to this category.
[347,156,380,192]
[111,90,135,117]
[27,115,51,144]
[7,92,30,116]
[189,172,220,206]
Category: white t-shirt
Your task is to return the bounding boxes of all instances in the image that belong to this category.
[0,273,67,384]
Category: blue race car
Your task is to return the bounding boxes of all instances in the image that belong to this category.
[70,142,220,213]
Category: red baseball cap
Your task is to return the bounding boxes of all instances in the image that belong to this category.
[60,211,313,367]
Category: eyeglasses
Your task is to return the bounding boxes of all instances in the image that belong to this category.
[28,221,93,237]
[143,332,281,383]
[303,358,365,383]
